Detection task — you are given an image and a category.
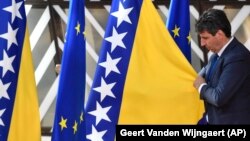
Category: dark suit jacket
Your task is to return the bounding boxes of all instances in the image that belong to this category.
[201,38,250,124]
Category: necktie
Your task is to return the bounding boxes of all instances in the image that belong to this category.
[207,54,219,81]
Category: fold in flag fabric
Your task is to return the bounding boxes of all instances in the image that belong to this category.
[85,0,204,140]
[51,0,86,140]
[166,0,191,62]
[166,0,207,124]
[0,0,41,140]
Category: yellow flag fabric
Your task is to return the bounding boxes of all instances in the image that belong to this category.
[118,0,204,124]
[7,28,41,141]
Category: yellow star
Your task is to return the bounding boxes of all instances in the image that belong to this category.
[75,22,80,35]
[172,25,180,38]
[80,112,84,123]
[82,30,86,40]
[187,33,191,44]
[83,31,86,36]
[73,121,78,134]
[59,116,67,131]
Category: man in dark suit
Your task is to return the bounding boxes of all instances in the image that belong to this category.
[193,9,250,124]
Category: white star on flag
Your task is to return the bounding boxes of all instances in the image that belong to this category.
[105,27,127,52]
[0,50,16,77]
[88,101,111,125]
[0,109,6,126]
[111,1,133,27]
[0,80,11,100]
[86,125,107,141]
[0,23,19,50]
[99,52,121,77]
[3,0,23,23]
[93,77,116,102]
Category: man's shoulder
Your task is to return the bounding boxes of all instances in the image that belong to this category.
[222,45,250,65]
[224,38,249,58]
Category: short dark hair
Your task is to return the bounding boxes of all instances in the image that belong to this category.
[195,9,231,38]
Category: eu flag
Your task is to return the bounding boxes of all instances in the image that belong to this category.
[166,0,191,62]
[0,0,41,140]
[51,0,86,140]
[166,0,206,125]
[84,0,204,140]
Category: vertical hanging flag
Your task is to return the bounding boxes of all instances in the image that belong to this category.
[0,0,41,140]
[51,0,86,140]
[84,0,204,140]
[166,0,191,62]
[166,0,207,124]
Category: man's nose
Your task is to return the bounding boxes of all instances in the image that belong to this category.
[200,39,206,47]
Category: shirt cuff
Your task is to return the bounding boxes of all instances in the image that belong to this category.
[198,83,207,93]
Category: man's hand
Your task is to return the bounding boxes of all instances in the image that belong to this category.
[193,76,206,90]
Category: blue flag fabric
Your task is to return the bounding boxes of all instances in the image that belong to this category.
[166,0,191,62]
[84,0,141,140]
[51,0,86,140]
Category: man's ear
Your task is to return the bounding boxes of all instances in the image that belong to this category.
[216,30,225,37]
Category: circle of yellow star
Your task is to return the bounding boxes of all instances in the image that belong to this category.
[59,116,67,131]
[73,121,78,134]
[172,25,180,38]
[80,112,84,123]
[187,33,191,44]
[75,21,81,35]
